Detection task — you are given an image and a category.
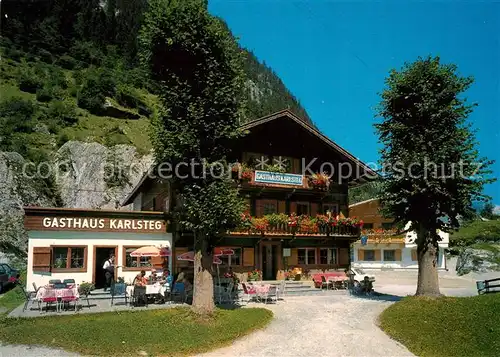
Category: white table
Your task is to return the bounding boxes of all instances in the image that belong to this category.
[126,283,169,297]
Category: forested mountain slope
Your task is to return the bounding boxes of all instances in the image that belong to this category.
[0,0,311,257]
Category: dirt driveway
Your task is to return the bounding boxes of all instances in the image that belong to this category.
[197,293,414,357]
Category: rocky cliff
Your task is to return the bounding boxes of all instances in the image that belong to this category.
[0,142,153,257]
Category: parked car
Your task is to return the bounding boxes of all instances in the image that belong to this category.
[350,268,375,287]
[0,264,20,293]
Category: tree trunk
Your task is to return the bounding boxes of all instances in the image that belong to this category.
[192,232,215,314]
[415,226,441,296]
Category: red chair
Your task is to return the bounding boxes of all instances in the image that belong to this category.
[41,288,58,313]
[241,283,257,303]
[60,288,78,312]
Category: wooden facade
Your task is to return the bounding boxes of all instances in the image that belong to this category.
[123,110,376,280]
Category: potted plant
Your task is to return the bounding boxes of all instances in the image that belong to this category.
[78,282,95,296]
[252,217,269,234]
[247,270,262,281]
[308,172,330,190]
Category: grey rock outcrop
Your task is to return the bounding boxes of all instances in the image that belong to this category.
[55,141,153,209]
[0,152,54,256]
[456,245,500,276]
[0,142,153,257]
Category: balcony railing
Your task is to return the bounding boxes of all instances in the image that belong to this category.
[229,224,360,237]
[229,213,362,237]
[359,229,406,244]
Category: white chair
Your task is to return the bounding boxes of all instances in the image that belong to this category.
[265,286,278,304]
[277,280,286,300]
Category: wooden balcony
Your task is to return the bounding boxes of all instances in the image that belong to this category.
[229,224,360,238]
[359,229,406,244]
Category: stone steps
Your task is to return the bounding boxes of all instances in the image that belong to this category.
[89,281,329,299]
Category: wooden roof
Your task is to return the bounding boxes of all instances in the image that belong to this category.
[122,109,378,205]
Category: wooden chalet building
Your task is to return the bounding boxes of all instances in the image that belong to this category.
[123,110,376,280]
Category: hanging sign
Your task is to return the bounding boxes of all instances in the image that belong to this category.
[254,170,303,186]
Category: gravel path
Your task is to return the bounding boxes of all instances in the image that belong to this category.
[0,344,80,357]
[196,294,414,357]
[0,272,479,357]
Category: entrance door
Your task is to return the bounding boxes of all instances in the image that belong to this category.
[261,243,279,280]
[94,247,117,289]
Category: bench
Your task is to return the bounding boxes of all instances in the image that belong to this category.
[477,278,500,295]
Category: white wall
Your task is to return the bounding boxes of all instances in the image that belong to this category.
[352,243,447,270]
[27,231,172,291]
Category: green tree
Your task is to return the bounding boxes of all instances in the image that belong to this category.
[480,201,495,219]
[140,0,246,313]
[375,56,495,296]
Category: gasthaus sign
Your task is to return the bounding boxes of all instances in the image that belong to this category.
[26,216,167,233]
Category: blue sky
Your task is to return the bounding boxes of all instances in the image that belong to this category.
[209,0,500,209]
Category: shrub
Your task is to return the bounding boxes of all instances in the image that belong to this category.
[116,84,142,108]
[57,132,71,147]
[37,48,53,63]
[0,97,37,136]
[47,100,79,126]
[18,68,43,93]
[36,85,64,102]
[57,55,77,70]
[77,86,105,114]
[70,41,104,66]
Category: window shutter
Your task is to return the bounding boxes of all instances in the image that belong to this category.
[243,248,254,266]
[358,249,364,261]
[255,199,263,217]
[374,250,381,261]
[278,200,286,214]
[288,248,298,266]
[411,249,417,261]
[290,202,297,214]
[33,247,52,273]
[395,249,402,261]
[339,248,349,265]
[310,203,318,216]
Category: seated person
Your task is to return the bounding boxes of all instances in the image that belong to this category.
[149,269,159,283]
[164,269,173,285]
[183,278,193,294]
[134,270,148,287]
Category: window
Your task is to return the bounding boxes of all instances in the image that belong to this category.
[322,204,338,215]
[319,248,337,265]
[296,203,309,216]
[263,202,277,215]
[218,247,242,266]
[124,247,152,269]
[298,248,316,265]
[363,223,374,229]
[363,250,375,261]
[383,250,396,261]
[382,222,394,230]
[51,246,86,270]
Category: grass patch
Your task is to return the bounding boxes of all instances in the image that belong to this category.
[379,295,500,357]
[0,286,25,315]
[0,307,273,356]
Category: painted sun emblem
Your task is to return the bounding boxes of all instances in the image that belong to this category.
[255,155,269,170]
[273,156,288,170]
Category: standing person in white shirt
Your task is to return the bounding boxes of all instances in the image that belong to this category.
[103,254,115,291]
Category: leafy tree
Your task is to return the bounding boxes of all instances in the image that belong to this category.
[375,56,495,296]
[480,201,495,219]
[349,181,383,205]
[140,0,246,313]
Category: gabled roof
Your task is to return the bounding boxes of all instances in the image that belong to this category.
[122,109,378,206]
[241,109,377,181]
[348,198,379,208]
